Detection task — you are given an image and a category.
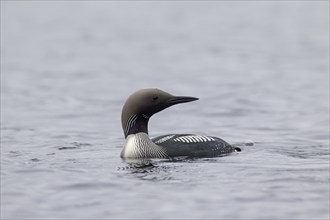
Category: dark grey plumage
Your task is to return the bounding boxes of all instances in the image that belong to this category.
[120,88,239,159]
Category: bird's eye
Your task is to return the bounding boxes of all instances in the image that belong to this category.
[152,95,159,101]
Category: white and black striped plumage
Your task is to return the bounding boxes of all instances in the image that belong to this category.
[152,134,235,158]
[121,133,236,159]
[120,88,240,159]
[121,133,168,158]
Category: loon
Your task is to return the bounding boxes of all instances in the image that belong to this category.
[120,88,240,159]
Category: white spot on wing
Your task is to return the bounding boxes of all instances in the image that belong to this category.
[155,135,175,144]
[185,136,194,143]
[173,135,216,143]
[184,136,192,143]
[200,136,208,142]
[180,137,188,143]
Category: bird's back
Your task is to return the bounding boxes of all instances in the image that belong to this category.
[152,134,236,158]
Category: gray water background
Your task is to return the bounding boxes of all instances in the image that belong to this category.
[1,1,329,219]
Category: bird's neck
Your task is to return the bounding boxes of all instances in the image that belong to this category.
[124,114,150,138]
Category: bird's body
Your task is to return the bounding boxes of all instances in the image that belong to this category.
[120,88,239,159]
[121,133,235,159]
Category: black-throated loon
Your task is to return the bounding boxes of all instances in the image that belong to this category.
[121,88,240,159]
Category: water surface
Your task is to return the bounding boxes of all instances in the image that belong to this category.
[1,2,329,219]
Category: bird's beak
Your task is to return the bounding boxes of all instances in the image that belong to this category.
[166,96,199,105]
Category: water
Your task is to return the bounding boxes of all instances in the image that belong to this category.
[1,2,329,219]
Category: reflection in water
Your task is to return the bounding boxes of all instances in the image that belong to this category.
[119,159,174,181]
[121,158,156,173]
